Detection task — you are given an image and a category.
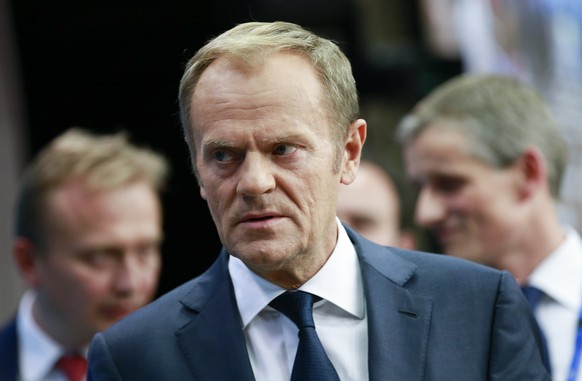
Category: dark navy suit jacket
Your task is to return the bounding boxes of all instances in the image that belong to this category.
[87,226,550,380]
[0,319,17,381]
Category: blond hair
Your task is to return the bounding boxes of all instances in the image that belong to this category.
[397,74,566,197]
[178,21,359,172]
[15,127,170,246]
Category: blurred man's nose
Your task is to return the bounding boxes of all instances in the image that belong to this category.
[415,187,446,227]
[112,254,140,295]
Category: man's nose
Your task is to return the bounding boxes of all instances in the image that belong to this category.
[236,153,276,197]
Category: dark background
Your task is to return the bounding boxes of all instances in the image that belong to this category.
[8,0,458,297]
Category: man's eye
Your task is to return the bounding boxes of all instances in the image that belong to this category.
[82,250,114,267]
[136,244,160,259]
[273,144,297,156]
[214,150,234,162]
[435,177,465,193]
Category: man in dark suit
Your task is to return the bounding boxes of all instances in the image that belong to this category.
[0,128,168,381]
[87,21,550,380]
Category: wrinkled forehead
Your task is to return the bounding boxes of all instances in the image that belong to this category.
[194,52,320,94]
[190,52,327,128]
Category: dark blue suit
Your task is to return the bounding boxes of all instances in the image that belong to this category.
[0,319,18,381]
[87,226,550,380]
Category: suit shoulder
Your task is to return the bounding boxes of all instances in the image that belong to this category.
[358,236,509,290]
[348,224,502,279]
[397,247,498,271]
[394,247,504,278]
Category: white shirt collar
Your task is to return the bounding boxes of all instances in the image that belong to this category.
[529,225,582,312]
[17,290,64,381]
[229,217,365,328]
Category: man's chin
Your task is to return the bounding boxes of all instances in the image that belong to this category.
[442,242,466,258]
[445,245,485,264]
[100,307,135,324]
[95,316,127,332]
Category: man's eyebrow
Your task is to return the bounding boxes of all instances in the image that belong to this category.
[201,138,234,150]
[271,132,306,142]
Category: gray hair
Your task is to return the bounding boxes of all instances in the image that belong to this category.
[397,74,567,197]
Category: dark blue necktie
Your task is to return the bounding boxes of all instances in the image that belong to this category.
[270,291,340,381]
[521,285,552,374]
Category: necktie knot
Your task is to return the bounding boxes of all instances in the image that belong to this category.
[270,291,319,329]
[56,354,87,381]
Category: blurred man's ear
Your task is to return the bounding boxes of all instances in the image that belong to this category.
[13,237,42,288]
[513,146,548,201]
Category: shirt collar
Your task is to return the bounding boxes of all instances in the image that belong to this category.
[17,290,63,381]
[229,217,365,328]
[529,225,582,312]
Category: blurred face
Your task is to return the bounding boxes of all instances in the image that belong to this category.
[337,162,400,246]
[190,52,363,286]
[31,180,162,346]
[404,123,522,265]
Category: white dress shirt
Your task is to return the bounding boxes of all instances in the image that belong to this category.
[229,218,368,381]
[16,290,86,381]
[529,226,582,381]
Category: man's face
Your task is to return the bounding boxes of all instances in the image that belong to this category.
[33,180,162,345]
[190,52,362,285]
[336,161,401,246]
[404,122,523,265]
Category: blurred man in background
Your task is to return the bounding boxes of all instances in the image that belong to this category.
[336,159,414,249]
[0,127,170,381]
[397,73,577,380]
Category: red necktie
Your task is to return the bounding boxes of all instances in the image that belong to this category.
[56,354,88,381]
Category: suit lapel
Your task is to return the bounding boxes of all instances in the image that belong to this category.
[363,262,433,381]
[348,227,433,381]
[176,251,255,381]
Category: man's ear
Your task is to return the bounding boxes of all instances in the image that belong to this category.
[341,119,367,185]
[13,237,42,288]
[513,146,548,201]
